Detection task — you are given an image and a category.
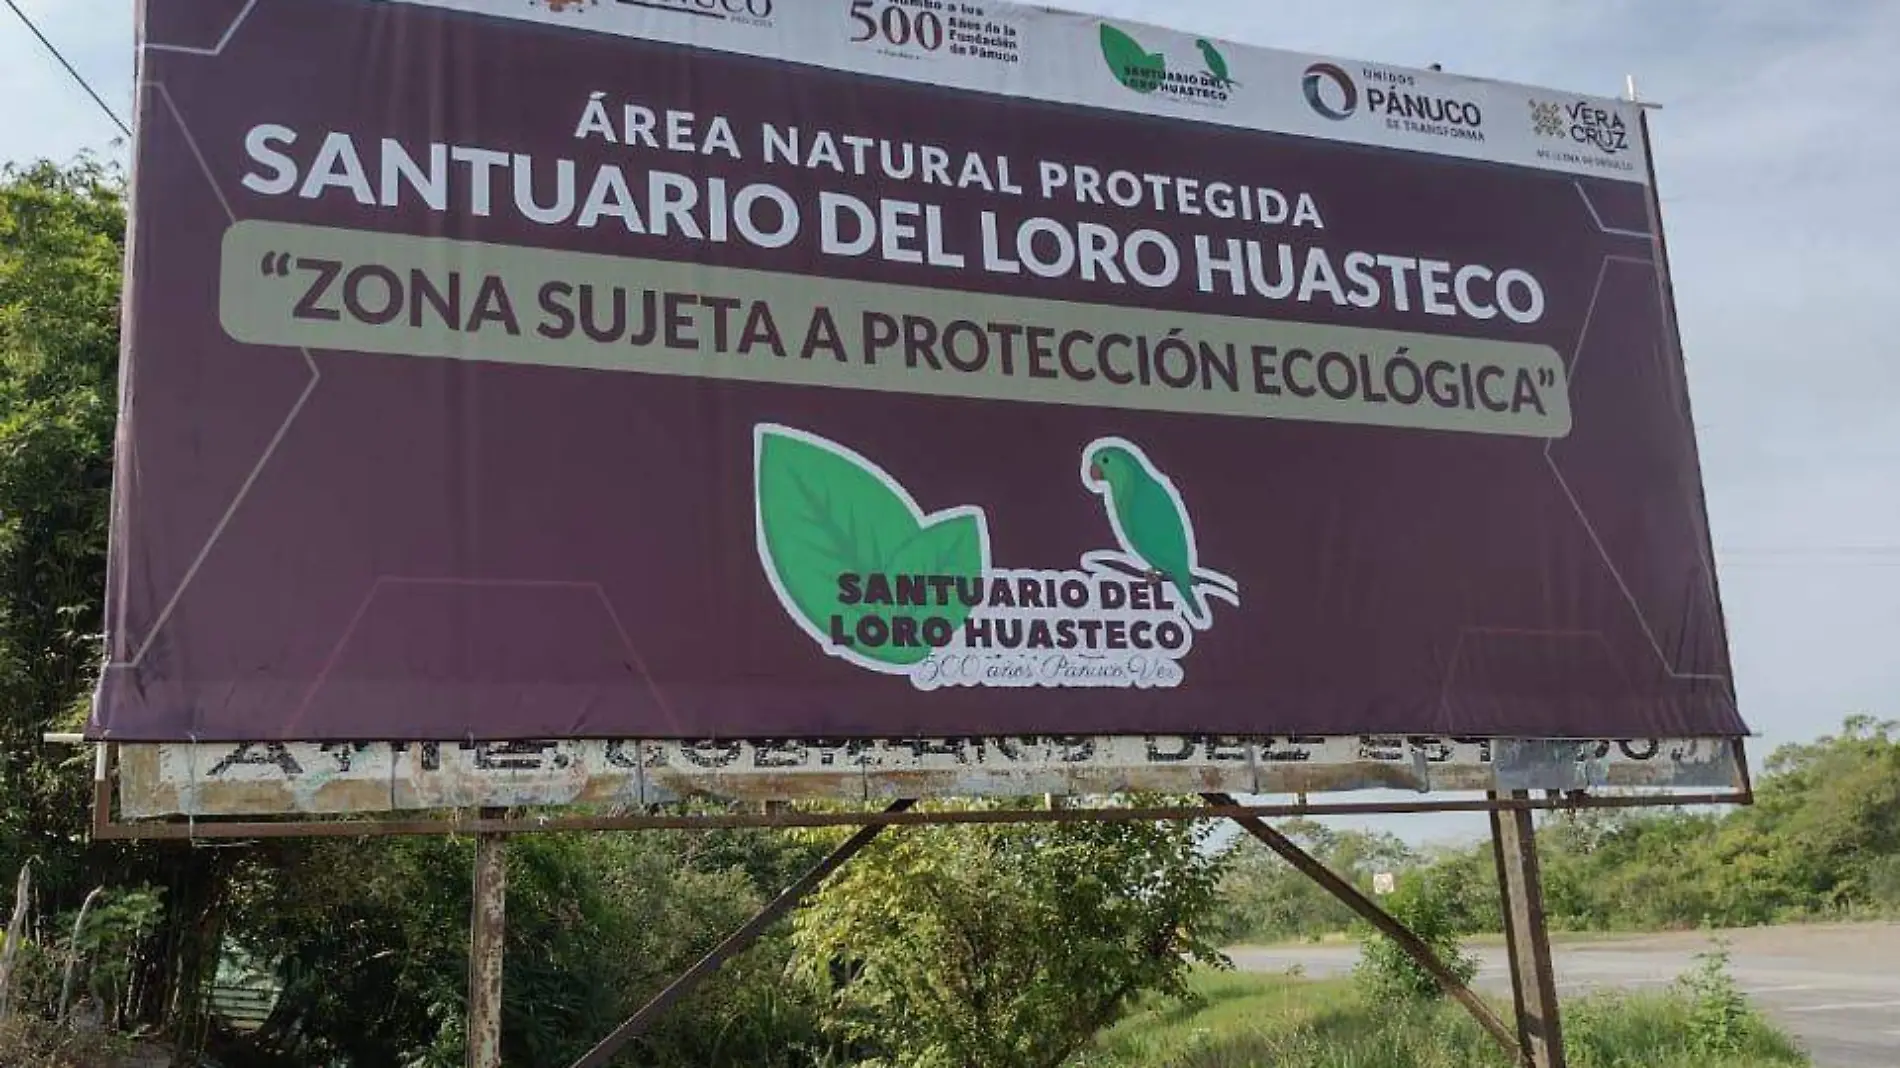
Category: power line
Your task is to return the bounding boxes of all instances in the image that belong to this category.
[3,0,131,139]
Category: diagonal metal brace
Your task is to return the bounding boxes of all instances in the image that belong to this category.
[1204,792,1521,1061]
[568,798,916,1068]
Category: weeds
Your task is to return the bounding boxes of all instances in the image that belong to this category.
[1075,964,1809,1068]
[1352,875,1479,1003]
[1677,941,1752,1054]
[0,1017,134,1068]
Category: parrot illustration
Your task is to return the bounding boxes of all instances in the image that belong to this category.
[1083,439,1234,624]
[1196,39,1237,88]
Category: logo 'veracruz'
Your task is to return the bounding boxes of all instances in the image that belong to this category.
[753,424,1239,690]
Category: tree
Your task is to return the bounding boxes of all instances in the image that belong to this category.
[1208,822,1416,944]
[1353,870,1478,1003]
[216,829,830,1068]
[791,798,1230,1068]
[0,159,254,1053]
[1206,715,1900,940]
[0,158,122,890]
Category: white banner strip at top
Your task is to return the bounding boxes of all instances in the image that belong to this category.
[368,0,1649,183]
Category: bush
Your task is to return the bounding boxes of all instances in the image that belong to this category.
[0,1017,136,1068]
[794,798,1231,1068]
[1079,969,1810,1068]
[1208,716,1900,941]
[1866,855,1900,912]
[1352,874,1478,1003]
[220,828,832,1067]
[1674,942,1756,1056]
[1207,823,1411,946]
[1564,984,1808,1068]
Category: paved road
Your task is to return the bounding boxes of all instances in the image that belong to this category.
[1231,923,1900,1068]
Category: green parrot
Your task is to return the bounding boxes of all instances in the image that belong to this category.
[1084,440,1208,623]
[1196,39,1236,88]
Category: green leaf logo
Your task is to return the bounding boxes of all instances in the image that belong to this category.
[754,425,989,671]
[1100,24,1166,94]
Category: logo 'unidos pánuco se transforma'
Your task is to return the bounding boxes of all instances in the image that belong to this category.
[1302,62,1358,120]
[754,425,1238,690]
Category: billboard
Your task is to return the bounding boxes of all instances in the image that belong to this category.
[93,0,1745,746]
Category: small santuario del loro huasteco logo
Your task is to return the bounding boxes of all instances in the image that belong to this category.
[754,424,1239,690]
[1097,23,1237,106]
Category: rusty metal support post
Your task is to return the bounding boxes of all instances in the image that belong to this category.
[1491,801,1533,1060]
[468,809,507,1068]
[568,798,915,1068]
[1205,793,1521,1061]
[1490,791,1566,1068]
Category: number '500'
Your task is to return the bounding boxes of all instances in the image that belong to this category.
[849,0,947,50]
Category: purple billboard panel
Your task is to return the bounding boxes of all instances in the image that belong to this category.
[91,0,1745,742]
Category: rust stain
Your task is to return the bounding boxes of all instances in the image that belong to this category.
[647,768,866,803]
[864,767,1066,799]
[468,830,506,1068]
[575,773,642,806]
[117,747,168,818]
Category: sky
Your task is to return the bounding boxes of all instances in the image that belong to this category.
[3,1,1896,845]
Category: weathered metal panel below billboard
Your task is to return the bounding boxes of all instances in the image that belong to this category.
[118,736,1744,818]
[94,0,1744,746]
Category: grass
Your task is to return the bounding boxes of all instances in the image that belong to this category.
[1069,970,1810,1068]
[1234,911,1900,952]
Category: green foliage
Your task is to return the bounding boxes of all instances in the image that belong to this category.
[1563,969,1808,1068]
[1210,716,1900,943]
[0,159,123,891]
[1351,873,1478,1004]
[1208,821,1413,945]
[1539,718,1900,931]
[0,158,210,1045]
[66,886,164,1024]
[1076,969,1808,1068]
[1673,942,1754,1056]
[223,828,829,1067]
[0,1017,137,1068]
[792,797,1230,1068]
[1415,844,1501,936]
